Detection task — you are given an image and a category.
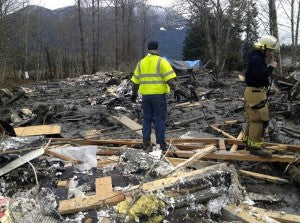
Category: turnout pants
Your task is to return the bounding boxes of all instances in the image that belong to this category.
[142,94,167,146]
[244,87,269,148]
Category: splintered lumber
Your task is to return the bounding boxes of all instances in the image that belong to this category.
[210,125,236,139]
[44,149,80,164]
[166,145,216,176]
[230,131,244,152]
[141,163,230,192]
[112,115,156,144]
[0,148,44,177]
[222,203,300,223]
[167,150,300,163]
[165,157,218,167]
[58,176,125,214]
[14,124,61,136]
[240,170,289,184]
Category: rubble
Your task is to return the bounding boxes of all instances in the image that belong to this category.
[0,71,299,222]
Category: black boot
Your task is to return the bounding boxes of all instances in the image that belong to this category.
[142,141,152,153]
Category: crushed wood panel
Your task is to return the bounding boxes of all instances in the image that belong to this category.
[14,124,61,136]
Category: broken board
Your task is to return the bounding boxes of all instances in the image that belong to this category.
[112,115,156,144]
[58,176,124,214]
[14,124,61,136]
[222,203,300,223]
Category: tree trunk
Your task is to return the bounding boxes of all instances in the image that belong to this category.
[114,0,119,70]
[92,0,96,73]
[269,0,283,76]
[77,0,87,74]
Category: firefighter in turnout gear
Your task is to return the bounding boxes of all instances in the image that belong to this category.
[244,35,279,158]
[131,40,178,152]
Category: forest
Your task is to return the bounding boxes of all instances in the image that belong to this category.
[0,0,299,81]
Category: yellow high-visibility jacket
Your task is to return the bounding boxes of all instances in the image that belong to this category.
[131,54,176,95]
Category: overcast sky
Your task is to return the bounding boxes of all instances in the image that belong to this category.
[30,0,174,9]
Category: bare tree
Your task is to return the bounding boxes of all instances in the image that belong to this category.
[77,0,87,74]
[269,0,283,75]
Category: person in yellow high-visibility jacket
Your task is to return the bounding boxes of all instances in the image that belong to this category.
[131,40,178,152]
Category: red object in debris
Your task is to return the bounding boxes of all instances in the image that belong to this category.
[0,197,11,218]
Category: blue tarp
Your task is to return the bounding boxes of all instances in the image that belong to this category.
[163,57,204,70]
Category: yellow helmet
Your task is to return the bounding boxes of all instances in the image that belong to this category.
[254,35,279,50]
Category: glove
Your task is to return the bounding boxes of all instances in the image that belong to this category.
[174,90,180,102]
[131,94,137,102]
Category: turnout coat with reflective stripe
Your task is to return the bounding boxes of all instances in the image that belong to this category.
[131,54,176,95]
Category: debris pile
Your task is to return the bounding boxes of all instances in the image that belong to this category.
[0,70,300,222]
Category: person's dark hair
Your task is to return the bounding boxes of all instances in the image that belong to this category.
[147,41,159,50]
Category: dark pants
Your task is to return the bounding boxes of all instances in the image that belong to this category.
[142,94,167,146]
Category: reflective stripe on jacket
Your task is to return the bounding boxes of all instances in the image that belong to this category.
[131,54,176,95]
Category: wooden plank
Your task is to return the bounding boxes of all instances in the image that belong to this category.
[58,192,124,214]
[52,138,142,146]
[142,164,222,192]
[112,115,156,144]
[210,125,236,139]
[44,149,80,164]
[95,177,113,195]
[0,148,45,177]
[51,138,300,153]
[223,203,300,223]
[165,145,216,176]
[173,144,216,150]
[97,160,118,168]
[230,131,244,152]
[58,176,125,215]
[14,124,61,136]
[167,150,300,163]
[166,157,218,167]
[224,120,238,125]
[175,101,201,107]
[239,170,289,184]
[219,139,226,150]
[222,203,281,223]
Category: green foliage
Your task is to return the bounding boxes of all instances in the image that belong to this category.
[182,25,208,61]
[182,0,259,73]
